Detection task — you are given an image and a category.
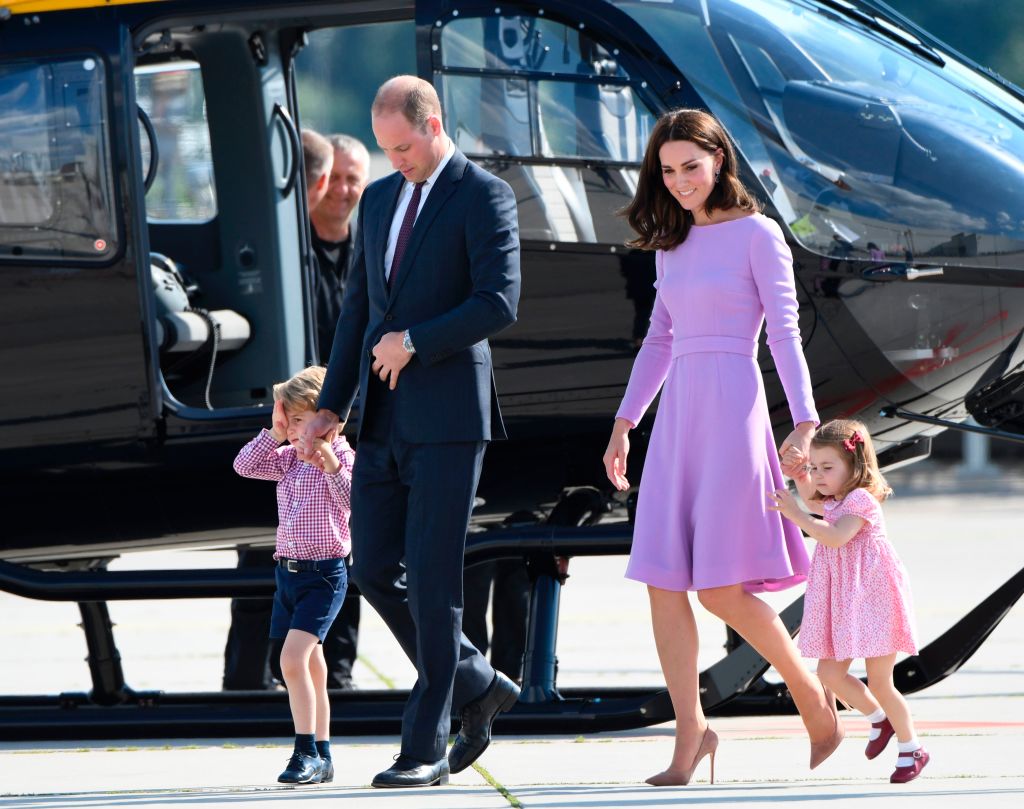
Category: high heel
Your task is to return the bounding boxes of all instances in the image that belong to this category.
[809,685,845,769]
[645,726,719,786]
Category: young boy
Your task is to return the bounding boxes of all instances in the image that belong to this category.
[233,365,354,784]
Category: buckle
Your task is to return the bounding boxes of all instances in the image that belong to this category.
[285,559,299,573]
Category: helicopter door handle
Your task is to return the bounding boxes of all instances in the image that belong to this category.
[862,265,944,281]
[272,102,300,198]
[137,107,160,193]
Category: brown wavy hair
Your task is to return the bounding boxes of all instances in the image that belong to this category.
[622,108,759,251]
[809,419,892,503]
[273,366,327,413]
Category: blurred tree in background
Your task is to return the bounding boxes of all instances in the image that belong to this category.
[295,21,416,151]
[886,0,1024,87]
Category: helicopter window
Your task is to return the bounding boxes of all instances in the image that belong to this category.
[0,56,117,261]
[618,0,1024,268]
[436,14,653,244]
[135,62,217,222]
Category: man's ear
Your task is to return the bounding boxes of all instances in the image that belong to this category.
[316,173,329,192]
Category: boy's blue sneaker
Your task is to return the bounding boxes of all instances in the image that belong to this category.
[316,758,334,784]
[278,752,322,784]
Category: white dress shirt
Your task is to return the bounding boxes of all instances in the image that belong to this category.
[384,137,456,282]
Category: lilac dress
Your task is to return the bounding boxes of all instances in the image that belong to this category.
[617,213,817,593]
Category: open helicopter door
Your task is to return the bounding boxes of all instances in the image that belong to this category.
[130,15,314,430]
[0,18,154,454]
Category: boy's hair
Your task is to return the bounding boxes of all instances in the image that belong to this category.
[272,366,326,413]
[810,419,892,502]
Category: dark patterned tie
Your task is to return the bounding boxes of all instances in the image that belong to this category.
[388,181,425,290]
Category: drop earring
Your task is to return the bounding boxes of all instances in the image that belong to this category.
[714,168,721,184]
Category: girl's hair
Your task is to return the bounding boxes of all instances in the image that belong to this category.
[273,366,326,413]
[622,108,760,252]
[810,419,892,502]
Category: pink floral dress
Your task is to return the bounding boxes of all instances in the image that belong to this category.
[798,488,918,660]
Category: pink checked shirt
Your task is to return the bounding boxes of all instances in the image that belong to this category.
[233,429,354,560]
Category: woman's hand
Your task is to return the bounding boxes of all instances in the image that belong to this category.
[603,418,633,491]
[779,421,814,478]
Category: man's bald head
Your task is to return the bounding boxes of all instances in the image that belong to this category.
[372,75,442,131]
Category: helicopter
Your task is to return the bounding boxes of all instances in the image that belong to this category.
[1,0,1022,739]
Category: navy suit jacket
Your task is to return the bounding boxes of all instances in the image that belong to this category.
[318,149,521,443]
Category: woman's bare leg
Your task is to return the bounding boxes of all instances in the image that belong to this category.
[697,584,833,741]
[646,586,709,782]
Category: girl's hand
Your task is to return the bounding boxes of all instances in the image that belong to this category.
[603,418,633,491]
[779,421,814,477]
[270,400,288,442]
[767,487,802,521]
[311,438,340,474]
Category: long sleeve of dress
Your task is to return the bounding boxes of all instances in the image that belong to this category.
[616,250,674,426]
[750,220,819,427]
[232,429,295,481]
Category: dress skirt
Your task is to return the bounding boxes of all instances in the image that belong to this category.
[624,349,809,593]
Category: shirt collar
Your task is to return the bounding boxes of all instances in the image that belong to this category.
[419,137,455,190]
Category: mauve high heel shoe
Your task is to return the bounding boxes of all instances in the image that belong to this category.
[809,685,845,769]
[645,726,719,786]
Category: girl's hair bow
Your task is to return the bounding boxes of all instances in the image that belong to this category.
[842,431,864,453]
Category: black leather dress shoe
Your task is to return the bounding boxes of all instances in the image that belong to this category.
[371,755,450,788]
[278,752,322,784]
[448,671,521,773]
[316,757,334,784]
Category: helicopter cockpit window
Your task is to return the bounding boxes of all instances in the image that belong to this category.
[617,0,1024,269]
[437,15,654,243]
[135,62,217,222]
[0,57,117,261]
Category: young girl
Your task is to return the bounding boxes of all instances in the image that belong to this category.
[768,419,929,784]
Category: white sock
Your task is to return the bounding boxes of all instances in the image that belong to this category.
[896,737,921,767]
[865,708,886,738]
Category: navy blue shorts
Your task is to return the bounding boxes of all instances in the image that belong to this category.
[269,557,348,642]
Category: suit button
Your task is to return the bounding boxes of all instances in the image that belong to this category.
[385,314,394,321]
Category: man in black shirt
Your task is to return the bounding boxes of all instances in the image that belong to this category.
[309,133,370,359]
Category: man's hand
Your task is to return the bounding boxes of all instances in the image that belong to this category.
[300,408,341,461]
[372,331,413,390]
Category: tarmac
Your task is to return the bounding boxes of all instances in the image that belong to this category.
[1,461,1023,807]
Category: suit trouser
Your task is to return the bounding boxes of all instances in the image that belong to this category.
[351,381,494,762]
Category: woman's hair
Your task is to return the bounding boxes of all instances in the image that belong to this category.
[273,366,327,413]
[622,108,759,251]
[810,419,892,502]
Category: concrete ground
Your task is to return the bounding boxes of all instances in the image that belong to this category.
[1,461,1022,807]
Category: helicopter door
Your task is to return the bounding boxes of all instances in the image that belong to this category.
[132,26,310,425]
[0,36,152,453]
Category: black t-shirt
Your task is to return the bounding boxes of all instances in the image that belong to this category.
[311,226,352,361]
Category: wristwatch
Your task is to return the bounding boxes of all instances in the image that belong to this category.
[402,329,416,354]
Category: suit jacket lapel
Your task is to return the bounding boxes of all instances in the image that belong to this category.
[377,173,406,291]
[389,151,469,301]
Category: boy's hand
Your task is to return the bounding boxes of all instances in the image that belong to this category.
[270,400,288,442]
[310,438,340,474]
[300,408,341,462]
[767,487,802,521]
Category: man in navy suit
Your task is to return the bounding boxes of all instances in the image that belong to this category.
[303,75,521,788]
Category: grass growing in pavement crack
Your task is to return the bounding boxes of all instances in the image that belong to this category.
[356,654,397,689]
[474,762,523,808]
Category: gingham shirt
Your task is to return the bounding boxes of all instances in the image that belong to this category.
[233,429,354,560]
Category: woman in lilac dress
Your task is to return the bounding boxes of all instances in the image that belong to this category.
[603,109,843,785]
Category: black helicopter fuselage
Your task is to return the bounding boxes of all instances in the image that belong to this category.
[2,0,1024,565]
